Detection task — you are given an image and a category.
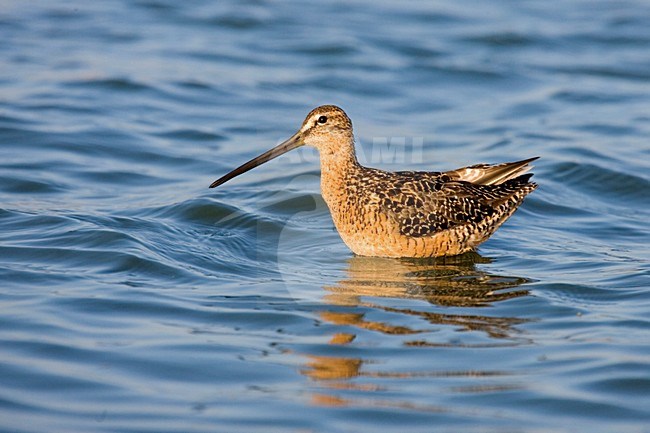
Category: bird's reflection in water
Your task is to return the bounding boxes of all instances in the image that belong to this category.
[325,252,530,308]
[301,253,533,409]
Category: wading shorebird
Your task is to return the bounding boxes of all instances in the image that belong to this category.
[209,105,537,258]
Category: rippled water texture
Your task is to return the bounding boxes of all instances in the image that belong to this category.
[1,1,649,432]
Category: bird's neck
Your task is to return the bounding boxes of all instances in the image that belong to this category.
[319,144,359,177]
[319,145,361,208]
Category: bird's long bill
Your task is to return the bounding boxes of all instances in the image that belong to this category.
[209,132,303,188]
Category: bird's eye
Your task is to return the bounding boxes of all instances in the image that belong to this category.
[317,115,328,124]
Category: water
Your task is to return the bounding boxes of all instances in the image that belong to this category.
[1,1,649,432]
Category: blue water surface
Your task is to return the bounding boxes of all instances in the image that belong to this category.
[1,1,649,432]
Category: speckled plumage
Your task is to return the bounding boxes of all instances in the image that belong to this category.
[210,105,538,258]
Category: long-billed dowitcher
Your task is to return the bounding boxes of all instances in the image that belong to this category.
[210,105,537,258]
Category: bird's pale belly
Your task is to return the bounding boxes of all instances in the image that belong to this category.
[326,200,472,258]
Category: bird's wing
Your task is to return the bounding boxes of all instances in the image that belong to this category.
[444,157,539,185]
[365,170,535,238]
